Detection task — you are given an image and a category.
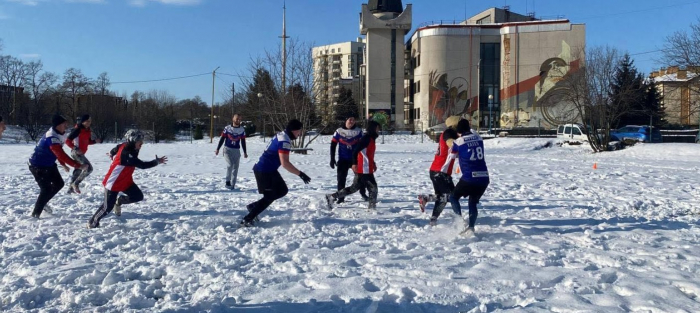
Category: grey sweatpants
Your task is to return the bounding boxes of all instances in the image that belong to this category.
[69,150,93,187]
[223,147,241,187]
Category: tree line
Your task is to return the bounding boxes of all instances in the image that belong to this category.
[1,38,347,147]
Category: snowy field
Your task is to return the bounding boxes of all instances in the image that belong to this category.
[1,134,700,312]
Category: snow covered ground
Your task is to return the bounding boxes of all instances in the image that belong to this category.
[1,135,700,312]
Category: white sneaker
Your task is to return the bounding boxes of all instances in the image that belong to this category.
[461,226,475,237]
[70,184,81,194]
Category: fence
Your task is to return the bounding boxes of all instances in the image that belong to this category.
[660,129,699,143]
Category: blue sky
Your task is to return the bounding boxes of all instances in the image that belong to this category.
[1,0,699,105]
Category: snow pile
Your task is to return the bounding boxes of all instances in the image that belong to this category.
[1,136,699,312]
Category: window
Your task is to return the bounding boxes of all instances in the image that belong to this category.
[476,15,491,24]
[416,54,420,67]
[416,81,420,93]
[572,127,582,135]
[338,48,341,53]
[558,126,564,134]
[358,47,362,52]
[331,49,335,53]
[564,126,572,135]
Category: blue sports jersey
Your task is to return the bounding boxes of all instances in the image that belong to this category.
[332,127,363,160]
[221,125,246,149]
[29,128,65,167]
[452,133,489,184]
[253,131,292,172]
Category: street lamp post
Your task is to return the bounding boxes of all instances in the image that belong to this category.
[210,66,220,143]
[488,94,493,135]
[257,93,264,142]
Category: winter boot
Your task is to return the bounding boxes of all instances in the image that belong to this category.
[336,197,345,204]
[429,217,437,226]
[225,181,233,190]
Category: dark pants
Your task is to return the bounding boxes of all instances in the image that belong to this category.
[429,171,456,219]
[69,151,93,187]
[450,180,489,228]
[29,164,65,218]
[336,159,367,200]
[88,184,144,228]
[244,170,288,222]
[334,174,378,208]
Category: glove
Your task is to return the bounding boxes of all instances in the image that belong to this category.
[330,158,336,169]
[299,171,311,184]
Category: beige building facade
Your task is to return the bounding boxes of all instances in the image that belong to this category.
[360,0,412,127]
[312,40,365,123]
[651,67,700,127]
[406,8,586,131]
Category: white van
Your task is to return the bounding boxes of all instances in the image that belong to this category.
[557,123,588,142]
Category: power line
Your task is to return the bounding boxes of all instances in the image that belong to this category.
[111,72,211,84]
[576,0,700,20]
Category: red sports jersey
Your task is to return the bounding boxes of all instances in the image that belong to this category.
[356,136,376,174]
[103,144,136,192]
[429,132,456,174]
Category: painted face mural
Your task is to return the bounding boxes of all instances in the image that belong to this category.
[500,40,581,128]
[428,71,476,127]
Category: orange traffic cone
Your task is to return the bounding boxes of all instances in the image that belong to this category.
[593,163,598,170]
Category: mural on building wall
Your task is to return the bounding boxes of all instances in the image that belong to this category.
[428,70,477,127]
[500,40,581,128]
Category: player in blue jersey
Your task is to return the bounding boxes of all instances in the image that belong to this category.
[330,115,368,203]
[28,115,88,218]
[240,119,311,227]
[447,119,490,236]
[216,113,248,190]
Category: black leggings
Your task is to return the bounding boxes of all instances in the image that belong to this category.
[429,171,456,219]
[450,180,489,228]
[88,184,144,228]
[334,174,378,207]
[29,164,65,217]
[336,159,367,199]
[244,170,288,222]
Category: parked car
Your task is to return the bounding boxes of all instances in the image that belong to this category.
[609,125,662,143]
[557,123,589,142]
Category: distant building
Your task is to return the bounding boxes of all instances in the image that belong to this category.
[360,0,412,127]
[406,7,586,131]
[651,67,700,127]
[312,40,365,124]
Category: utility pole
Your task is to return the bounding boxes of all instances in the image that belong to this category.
[210,66,220,143]
[280,1,290,95]
[231,82,235,116]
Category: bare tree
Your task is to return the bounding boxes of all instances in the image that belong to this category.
[96,72,110,96]
[61,68,91,119]
[662,19,700,125]
[558,46,638,152]
[21,60,58,140]
[0,55,27,123]
[238,38,325,148]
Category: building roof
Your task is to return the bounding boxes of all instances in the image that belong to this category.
[654,72,700,83]
[367,0,403,14]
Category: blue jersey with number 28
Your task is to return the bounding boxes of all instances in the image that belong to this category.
[452,133,489,184]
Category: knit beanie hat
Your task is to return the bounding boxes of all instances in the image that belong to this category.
[52,114,67,128]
